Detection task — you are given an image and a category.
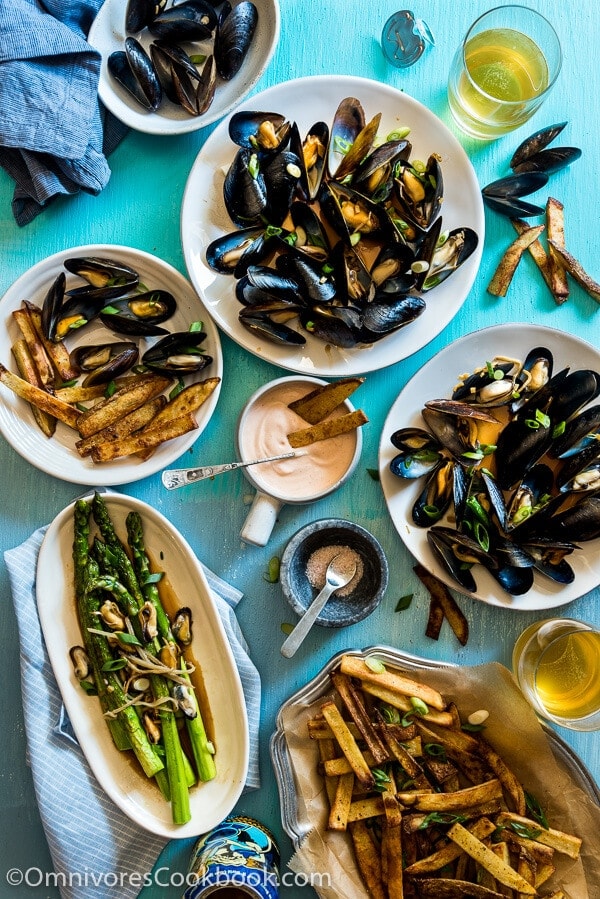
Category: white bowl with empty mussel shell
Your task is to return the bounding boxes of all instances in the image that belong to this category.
[89,0,280,135]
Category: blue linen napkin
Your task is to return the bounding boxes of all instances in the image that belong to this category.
[0,0,128,226]
[5,525,261,899]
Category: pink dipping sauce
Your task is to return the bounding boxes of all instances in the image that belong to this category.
[238,381,358,502]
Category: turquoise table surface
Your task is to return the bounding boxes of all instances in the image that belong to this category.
[1,1,599,897]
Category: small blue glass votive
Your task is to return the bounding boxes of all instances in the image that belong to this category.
[381,10,435,68]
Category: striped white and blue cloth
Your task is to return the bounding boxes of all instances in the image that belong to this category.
[0,0,128,225]
[5,526,261,899]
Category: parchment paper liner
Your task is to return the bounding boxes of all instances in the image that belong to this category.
[280,658,600,898]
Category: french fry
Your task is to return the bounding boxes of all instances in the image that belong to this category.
[146,377,220,425]
[12,306,55,387]
[75,395,167,456]
[331,670,389,764]
[55,376,141,404]
[487,225,545,297]
[339,655,447,711]
[361,682,456,726]
[24,302,79,381]
[348,821,386,899]
[546,197,569,301]
[77,373,171,437]
[287,408,368,447]
[474,734,526,815]
[414,880,505,898]
[414,564,469,646]
[511,218,557,300]
[90,413,198,462]
[287,377,365,423]
[320,701,374,789]
[547,240,600,303]
[446,822,537,894]
[396,779,504,812]
[404,816,497,874]
[328,771,354,830]
[495,812,582,859]
[0,363,79,428]
[11,339,57,438]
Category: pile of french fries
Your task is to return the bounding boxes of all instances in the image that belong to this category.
[1,300,219,463]
[488,197,600,305]
[308,654,582,898]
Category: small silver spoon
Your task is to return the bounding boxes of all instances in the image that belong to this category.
[280,554,357,658]
[162,451,299,490]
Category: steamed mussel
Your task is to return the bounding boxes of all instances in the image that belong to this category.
[205,96,479,350]
[389,346,600,597]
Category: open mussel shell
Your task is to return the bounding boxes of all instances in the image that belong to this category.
[147,0,218,41]
[150,41,200,103]
[70,342,139,387]
[99,289,176,336]
[360,294,425,341]
[41,272,66,342]
[239,306,306,345]
[482,194,545,219]
[331,112,381,182]
[262,150,303,226]
[330,241,374,307]
[389,427,442,479]
[64,256,139,291]
[214,0,258,81]
[205,226,274,276]
[142,330,213,374]
[228,110,290,152]
[412,459,455,527]
[320,181,393,245]
[276,253,336,305]
[289,120,329,202]
[236,265,303,306]
[300,306,358,349]
[511,147,582,175]
[551,403,600,458]
[393,154,443,231]
[506,463,554,529]
[353,138,412,203]
[327,96,365,179]
[421,227,479,292]
[286,201,331,263]
[509,122,567,169]
[108,38,162,111]
[427,525,496,593]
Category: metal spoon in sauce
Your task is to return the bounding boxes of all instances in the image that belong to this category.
[280,553,357,658]
[162,451,300,490]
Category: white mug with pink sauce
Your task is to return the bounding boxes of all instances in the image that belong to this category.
[236,376,363,546]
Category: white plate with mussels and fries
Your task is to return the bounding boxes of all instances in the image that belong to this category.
[379,323,600,610]
[181,74,484,376]
[0,244,222,485]
[271,647,600,897]
[37,492,249,837]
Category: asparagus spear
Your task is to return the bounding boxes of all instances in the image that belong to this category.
[72,501,163,777]
[126,510,217,783]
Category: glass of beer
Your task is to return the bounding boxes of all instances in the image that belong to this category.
[447,5,562,140]
[512,619,600,731]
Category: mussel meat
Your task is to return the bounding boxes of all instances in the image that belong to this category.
[142,330,213,374]
[99,289,176,336]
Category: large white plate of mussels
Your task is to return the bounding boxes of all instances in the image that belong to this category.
[181,74,485,376]
[0,245,222,485]
[379,323,600,610]
[89,0,280,135]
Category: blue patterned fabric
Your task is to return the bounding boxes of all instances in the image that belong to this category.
[5,526,261,899]
[0,0,128,225]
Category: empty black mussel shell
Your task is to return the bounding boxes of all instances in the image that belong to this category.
[511,147,582,175]
[148,0,218,42]
[108,38,162,111]
[327,96,365,179]
[510,122,567,169]
[482,195,545,219]
[142,331,213,374]
[482,171,549,198]
[214,0,258,80]
[150,41,200,104]
[239,309,306,346]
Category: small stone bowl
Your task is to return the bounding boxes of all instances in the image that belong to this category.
[280,519,389,628]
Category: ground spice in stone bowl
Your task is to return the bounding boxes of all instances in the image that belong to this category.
[280,519,389,628]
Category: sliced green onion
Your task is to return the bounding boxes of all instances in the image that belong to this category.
[395,593,413,612]
[364,656,386,674]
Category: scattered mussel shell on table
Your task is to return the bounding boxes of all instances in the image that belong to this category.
[482,122,582,218]
[389,346,600,596]
[70,341,140,387]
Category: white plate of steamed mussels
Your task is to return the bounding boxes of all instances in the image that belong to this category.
[89,0,281,135]
[181,74,485,376]
[379,324,600,610]
[0,245,222,486]
[37,492,249,837]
